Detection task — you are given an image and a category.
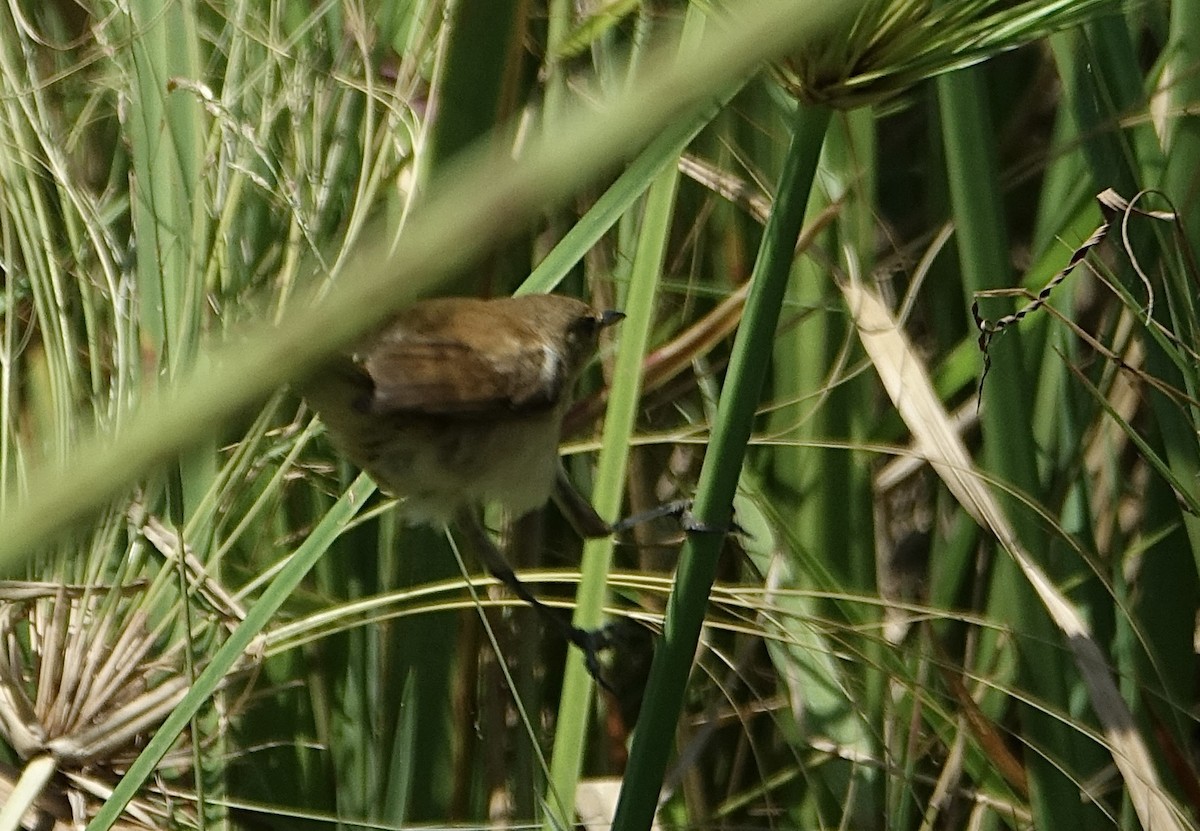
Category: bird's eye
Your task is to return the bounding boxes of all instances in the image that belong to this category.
[568,315,602,341]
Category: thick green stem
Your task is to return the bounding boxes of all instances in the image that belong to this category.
[611,103,831,831]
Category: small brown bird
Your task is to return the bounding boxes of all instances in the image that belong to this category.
[302,293,624,678]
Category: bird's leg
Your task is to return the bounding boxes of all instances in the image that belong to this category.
[550,464,612,539]
[540,464,739,687]
[553,463,736,538]
[457,508,613,691]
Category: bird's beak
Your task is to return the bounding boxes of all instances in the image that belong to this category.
[599,310,625,329]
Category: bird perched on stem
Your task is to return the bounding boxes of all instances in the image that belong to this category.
[301,293,624,681]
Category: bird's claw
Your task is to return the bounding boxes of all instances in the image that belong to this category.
[566,621,618,694]
[611,498,742,537]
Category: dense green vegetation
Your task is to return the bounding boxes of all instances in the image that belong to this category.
[0,2,1197,830]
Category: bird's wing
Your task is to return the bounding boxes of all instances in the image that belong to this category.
[362,335,564,417]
